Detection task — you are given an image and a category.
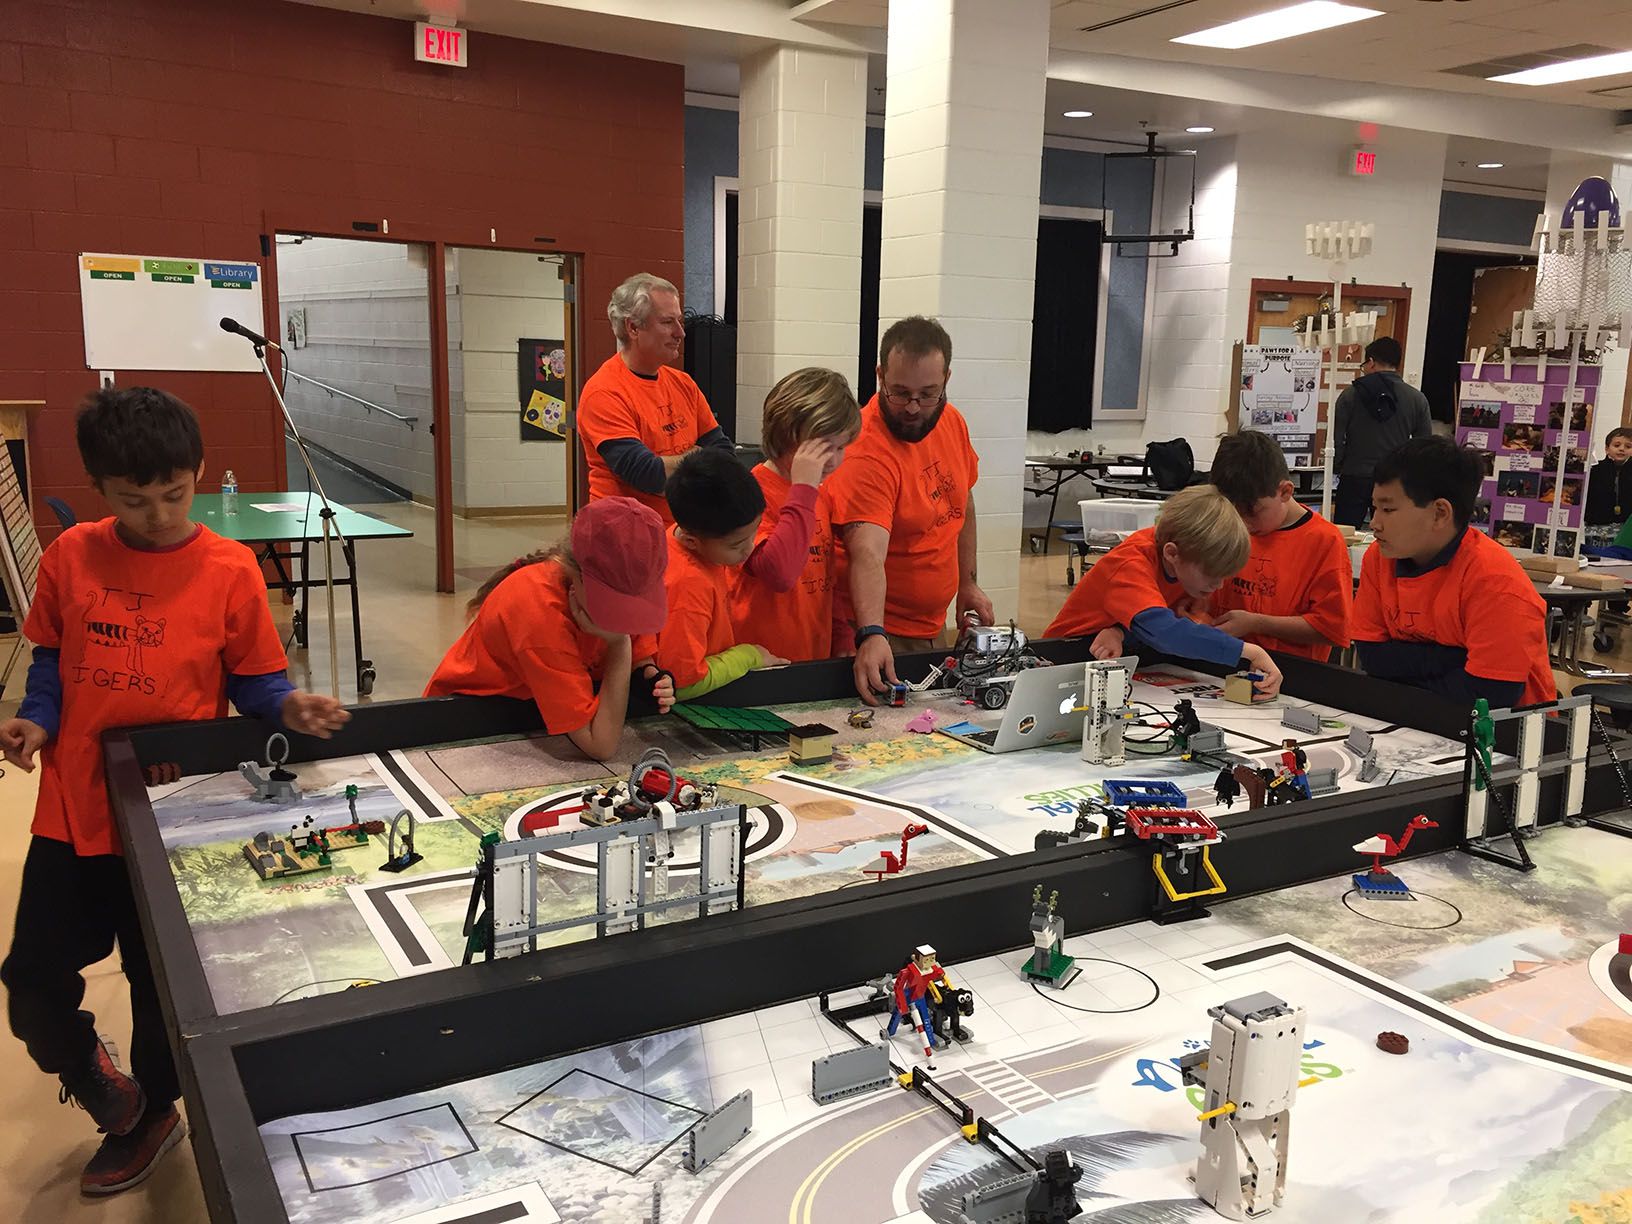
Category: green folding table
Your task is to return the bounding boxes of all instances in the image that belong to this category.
[192,493,413,695]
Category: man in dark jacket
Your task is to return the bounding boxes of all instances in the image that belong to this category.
[1331,336,1433,527]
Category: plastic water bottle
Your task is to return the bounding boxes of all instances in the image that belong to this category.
[222,469,238,515]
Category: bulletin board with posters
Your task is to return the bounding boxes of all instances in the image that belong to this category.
[516,338,568,442]
[1454,362,1600,557]
[1238,345,1325,467]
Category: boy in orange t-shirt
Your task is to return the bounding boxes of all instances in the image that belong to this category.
[1207,429,1353,661]
[730,368,861,662]
[1046,485,1283,699]
[661,449,786,697]
[0,388,347,1196]
[426,497,675,759]
[1355,437,1556,706]
[576,273,733,521]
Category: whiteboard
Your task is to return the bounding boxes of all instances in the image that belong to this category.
[79,252,266,372]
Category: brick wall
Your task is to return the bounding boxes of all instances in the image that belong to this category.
[2,0,683,528]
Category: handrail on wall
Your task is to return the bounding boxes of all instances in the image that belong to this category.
[286,368,419,429]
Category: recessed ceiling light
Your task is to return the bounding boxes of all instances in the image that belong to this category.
[1489,49,1632,86]
[1173,1,1383,50]
[1477,162,1505,170]
[1062,110,1094,118]
[1186,125,1216,134]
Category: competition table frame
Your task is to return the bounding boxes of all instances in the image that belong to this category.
[103,646,1631,1223]
[192,493,413,696]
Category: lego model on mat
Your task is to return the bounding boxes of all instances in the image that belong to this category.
[1022,886,1079,989]
[1352,814,1439,899]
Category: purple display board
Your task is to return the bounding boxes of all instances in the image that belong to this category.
[1455,362,1600,557]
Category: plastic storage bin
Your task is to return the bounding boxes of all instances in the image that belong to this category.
[1080,497,1161,538]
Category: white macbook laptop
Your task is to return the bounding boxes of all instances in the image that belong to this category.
[936,658,1137,754]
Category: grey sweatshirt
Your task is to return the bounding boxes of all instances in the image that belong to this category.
[1332,370,1433,478]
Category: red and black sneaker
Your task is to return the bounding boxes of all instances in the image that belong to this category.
[58,1038,146,1137]
[80,1106,185,1196]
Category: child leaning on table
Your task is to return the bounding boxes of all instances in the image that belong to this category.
[0,387,347,1197]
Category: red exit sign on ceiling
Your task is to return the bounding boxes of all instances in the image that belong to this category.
[1349,147,1377,177]
[415,21,468,68]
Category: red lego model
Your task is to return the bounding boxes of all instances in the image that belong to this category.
[1353,814,1438,876]
[863,823,930,882]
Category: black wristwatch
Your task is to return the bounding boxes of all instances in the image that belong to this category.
[854,624,887,649]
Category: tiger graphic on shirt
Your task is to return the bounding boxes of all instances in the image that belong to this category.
[76,586,166,691]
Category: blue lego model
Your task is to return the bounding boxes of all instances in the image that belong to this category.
[1102,779,1187,809]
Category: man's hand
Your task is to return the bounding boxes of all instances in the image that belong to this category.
[0,718,48,771]
[1240,645,1284,700]
[788,437,841,488]
[282,691,351,739]
[853,635,899,706]
[755,646,790,669]
[1212,609,1261,638]
[956,581,994,627]
[1090,627,1126,660]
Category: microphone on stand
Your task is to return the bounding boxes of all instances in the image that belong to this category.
[219,317,278,350]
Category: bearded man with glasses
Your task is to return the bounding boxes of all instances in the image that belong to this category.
[828,316,992,705]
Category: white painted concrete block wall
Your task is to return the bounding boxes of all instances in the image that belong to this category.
[276,238,439,501]
[736,46,867,444]
[879,0,1051,624]
[454,248,569,512]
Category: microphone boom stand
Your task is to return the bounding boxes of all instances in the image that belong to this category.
[253,342,346,700]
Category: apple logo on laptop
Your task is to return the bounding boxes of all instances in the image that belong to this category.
[1059,693,1079,716]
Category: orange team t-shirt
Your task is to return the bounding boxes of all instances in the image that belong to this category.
[1352,527,1557,705]
[826,398,980,638]
[23,519,289,856]
[729,465,837,662]
[1209,509,1354,661]
[576,354,720,521]
[425,558,656,734]
[658,534,738,688]
[1045,528,1191,638]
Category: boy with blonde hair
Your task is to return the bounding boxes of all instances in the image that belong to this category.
[1047,484,1282,698]
[730,367,861,662]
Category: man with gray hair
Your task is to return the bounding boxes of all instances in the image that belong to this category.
[577,272,733,521]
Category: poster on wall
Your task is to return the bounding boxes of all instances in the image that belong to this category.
[1239,345,1324,466]
[1455,362,1599,557]
[517,338,567,442]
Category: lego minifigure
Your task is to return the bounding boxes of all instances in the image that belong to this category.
[1277,740,1311,800]
[1171,699,1201,753]
[1214,767,1240,809]
[881,944,947,1067]
[1472,697,1495,790]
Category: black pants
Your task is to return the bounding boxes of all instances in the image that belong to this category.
[1333,476,1374,529]
[1,835,178,1108]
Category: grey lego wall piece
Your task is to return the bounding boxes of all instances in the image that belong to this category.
[1189,726,1227,756]
[1345,726,1374,755]
[1281,706,1321,736]
[958,1169,1040,1224]
[1307,766,1339,796]
[682,1088,752,1173]
[812,1042,894,1105]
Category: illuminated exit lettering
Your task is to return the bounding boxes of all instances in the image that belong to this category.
[414,21,468,68]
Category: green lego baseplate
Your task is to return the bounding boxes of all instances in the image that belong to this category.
[672,704,796,733]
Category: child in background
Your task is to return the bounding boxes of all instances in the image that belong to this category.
[661,449,787,697]
[0,387,348,1196]
[425,497,674,760]
[1355,437,1555,707]
[1046,484,1283,699]
[730,368,860,662]
[1585,427,1632,549]
[1208,429,1353,661]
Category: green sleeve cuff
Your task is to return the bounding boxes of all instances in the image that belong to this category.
[674,644,762,699]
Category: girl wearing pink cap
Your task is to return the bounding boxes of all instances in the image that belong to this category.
[426,497,673,759]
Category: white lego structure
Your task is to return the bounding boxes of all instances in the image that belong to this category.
[1465,695,1592,870]
[1180,992,1306,1220]
[1082,655,1137,766]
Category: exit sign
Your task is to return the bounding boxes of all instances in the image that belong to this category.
[1349,147,1377,177]
[414,21,468,68]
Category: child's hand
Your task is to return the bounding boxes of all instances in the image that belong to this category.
[1090,627,1125,660]
[755,646,790,669]
[1240,645,1283,700]
[0,718,48,771]
[282,691,351,739]
[789,437,841,488]
[638,664,676,714]
[1212,609,1259,638]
